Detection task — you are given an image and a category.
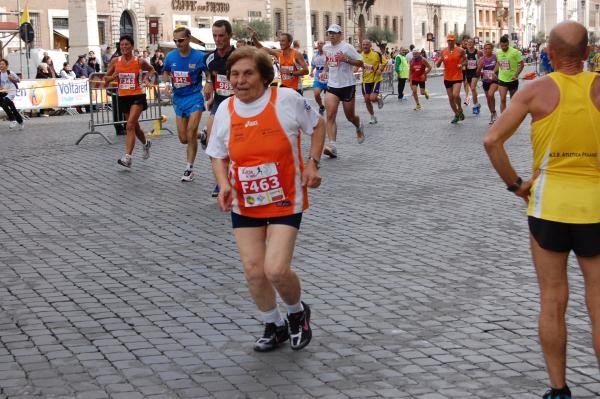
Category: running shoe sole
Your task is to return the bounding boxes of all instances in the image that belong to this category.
[323,147,337,158]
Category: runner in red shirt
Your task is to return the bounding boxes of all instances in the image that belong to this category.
[409,49,432,110]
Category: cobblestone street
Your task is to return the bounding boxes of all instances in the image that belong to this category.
[1,76,599,398]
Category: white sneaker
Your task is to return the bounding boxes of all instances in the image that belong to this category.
[8,121,17,129]
[356,123,365,144]
[18,122,24,130]
[323,144,338,159]
[117,155,132,168]
[377,95,384,109]
[181,169,194,182]
[142,139,151,160]
[369,115,377,124]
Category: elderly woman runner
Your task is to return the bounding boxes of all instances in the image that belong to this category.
[206,47,326,352]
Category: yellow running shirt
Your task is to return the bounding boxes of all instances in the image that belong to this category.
[361,51,383,84]
[528,71,600,223]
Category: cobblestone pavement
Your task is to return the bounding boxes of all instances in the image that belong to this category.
[1,75,599,399]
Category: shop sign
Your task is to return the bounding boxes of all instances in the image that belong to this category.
[171,1,230,13]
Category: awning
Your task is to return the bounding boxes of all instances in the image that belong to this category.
[0,22,19,33]
[53,29,69,39]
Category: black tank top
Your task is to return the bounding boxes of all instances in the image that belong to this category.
[466,49,478,70]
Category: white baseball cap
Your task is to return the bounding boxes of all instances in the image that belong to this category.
[326,24,342,33]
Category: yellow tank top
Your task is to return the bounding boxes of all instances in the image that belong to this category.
[361,51,383,84]
[528,71,600,223]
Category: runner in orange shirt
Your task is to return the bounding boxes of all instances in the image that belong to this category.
[436,34,467,124]
[206,47,326,352]
[105,35,156,168]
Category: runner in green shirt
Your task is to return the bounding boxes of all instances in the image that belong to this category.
[494,35,524,113]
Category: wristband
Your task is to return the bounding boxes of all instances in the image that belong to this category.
[507,177,523,192]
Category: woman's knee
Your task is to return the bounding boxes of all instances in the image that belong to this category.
[263,264,291,286]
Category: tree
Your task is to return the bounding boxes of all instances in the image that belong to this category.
[232,19,272,41]
[533,31,547,46]
[365,26,394,49]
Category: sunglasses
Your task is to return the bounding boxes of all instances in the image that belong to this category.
[173,38,187,44]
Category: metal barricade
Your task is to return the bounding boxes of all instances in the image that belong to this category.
[76,72,173,145]
[379,63,396,100]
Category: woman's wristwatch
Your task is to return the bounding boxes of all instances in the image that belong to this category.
[307,156,320,169]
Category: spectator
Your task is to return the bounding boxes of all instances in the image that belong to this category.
[59,62,76,79]
[102,46,112,71]
[150,49,164,77]
[141,49,151,63]
[73,55,93,78]
[41,55,58,78]
[35,63,52,117]
[88,57,100,74]
[0,58,24,129]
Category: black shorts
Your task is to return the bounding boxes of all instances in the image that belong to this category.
[411,81,426,89]
[465,70,477,83]
[528,216,600,257]
[444,79,463,89]
[498,79,519,91]
[482,81,497,92]
[361,82,381,95]
[231,212,302,229]
[118,94,147,114]
[327,85,356,102]
[210,95,229,115]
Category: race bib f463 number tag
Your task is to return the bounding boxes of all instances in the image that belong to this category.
[237,163,285,207]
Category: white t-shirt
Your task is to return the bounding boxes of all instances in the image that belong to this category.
[0,71,19,100]
[206,87,320,159]
[323,42,362,88]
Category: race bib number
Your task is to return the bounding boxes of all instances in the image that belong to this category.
[280,65,294,80]
[237,163,285,207]
[172,71,191,88]
[215,74,233,96]
[318,71,329,82]
[482,70,495,80]
[467,59,477,69]
[326,53,339,68]
[363,63,374,73]
[499,59,510,70]
[118,73,136,90]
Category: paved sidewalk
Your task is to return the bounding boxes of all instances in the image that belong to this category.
[0,78,598,398]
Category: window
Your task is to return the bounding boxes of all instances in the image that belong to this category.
[421,22,426,36]
[384,16,389,31]
[197,18,210,28]
[392,17,398,36]
[444,22,448,36]
[375,15,380,28]
[274,10,283,35]
[311,12,318,40]
[28,12,41,47]
[323,13,331,34]
[486,10,490,25]
[98,21,106,45]
[454,23,458,34]
[336,13,343,30]
[516,12,520,26]
[248,10,262,18]
[399,17,403,41]
[492,11,497,25]
[479,10,483,25]
[53,17,68,29]
[367,8,371,21]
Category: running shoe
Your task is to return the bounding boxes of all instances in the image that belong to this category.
[253,321,290,352]
[542,386,571,399]
[319,105,325,116]
[414,104,421,111]
[369,115,377,124]
[19,123,24,130]
[288,302,312,351]
[397,95,403,100]
[142,139,152,160]
[8,121,17,129]
[377,95,384,109]
[473,103,481,115]
[211,185,220,198]
[181,169,194,182]
[424,90,430,100]
[323,144,338,159]
[491,112,498,124]
[451,115,460,124]
[199,128,208,150]
[458,112,465,121]
[117,155,132,168]
[464,95,471,106]
[356,123,365,144]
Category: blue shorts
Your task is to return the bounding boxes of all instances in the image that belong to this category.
[173,91,204,118]
[313,79,328,91]
[361,82,381,95]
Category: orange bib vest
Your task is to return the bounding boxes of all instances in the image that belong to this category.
[227,88,308,218]
[278,49,299,89]
[115,56,143,96]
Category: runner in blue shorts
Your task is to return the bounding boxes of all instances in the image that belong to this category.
[163,26,208,182]
[311,40,327,115]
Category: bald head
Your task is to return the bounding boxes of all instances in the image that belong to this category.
[548,21,588,60]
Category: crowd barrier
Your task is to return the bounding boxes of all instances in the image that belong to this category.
[75,73,173,145]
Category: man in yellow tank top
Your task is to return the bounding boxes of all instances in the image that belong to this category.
[360,39,385,124]
[484,21,600,399]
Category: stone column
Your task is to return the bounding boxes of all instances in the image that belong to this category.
[403,0,414,45]
[288,0,313,64]
[466,0,475,36]
[68,0,101,67]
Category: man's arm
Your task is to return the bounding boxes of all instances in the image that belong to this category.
[424,59,432,74]
[514,59,525,80]
[435,50,443,68]
[293,51,309,76]
[248,26,280,57]
[483,87,534,202]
